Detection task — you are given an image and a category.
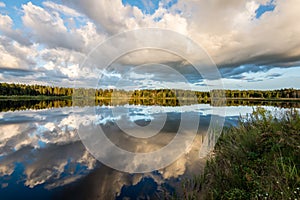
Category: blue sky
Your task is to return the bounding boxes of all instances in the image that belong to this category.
[0,0,41,27]
[122,0,178,14]
[255,0,276,18]
[0,0,299,90]
[122,0,160,14]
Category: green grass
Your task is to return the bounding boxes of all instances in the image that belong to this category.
[180,107,300,200]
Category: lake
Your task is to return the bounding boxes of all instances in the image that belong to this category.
[0,100,299,199]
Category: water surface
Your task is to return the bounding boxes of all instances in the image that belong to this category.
[0,101,298,199]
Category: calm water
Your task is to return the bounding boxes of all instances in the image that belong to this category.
[0,101,298,199]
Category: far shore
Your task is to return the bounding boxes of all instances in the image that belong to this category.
[0,95,299,102]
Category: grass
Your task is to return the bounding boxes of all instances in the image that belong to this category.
[179,107,300,200]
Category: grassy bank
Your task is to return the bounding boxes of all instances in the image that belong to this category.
[182,108,300,200]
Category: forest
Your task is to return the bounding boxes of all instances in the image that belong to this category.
[1,82,300,100]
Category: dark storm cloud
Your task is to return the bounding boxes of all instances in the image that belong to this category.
[265,73,281,79]
[219,65,271,79]
[0,68,35,77]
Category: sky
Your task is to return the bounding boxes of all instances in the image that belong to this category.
[0,0,299,90]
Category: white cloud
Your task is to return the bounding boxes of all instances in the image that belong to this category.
[75,21,106,52]
[39,47,85,79]
[0,165,14,176]
[0,47,19,69]
[0,14,31,46]
[178,0,300,68]
[0,35,37,69]
[0,124,23,147]
[67,0,143,34]
[43,1,82,17]
[22,2,84,51]
[0,2,5,8]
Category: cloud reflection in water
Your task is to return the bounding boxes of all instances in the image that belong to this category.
[0,104,266,199]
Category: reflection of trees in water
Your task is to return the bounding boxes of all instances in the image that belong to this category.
[0,98,299,112]
[223,99,300,108]
[0,100,72,112]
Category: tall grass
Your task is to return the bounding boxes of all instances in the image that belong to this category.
[181,107,300,200]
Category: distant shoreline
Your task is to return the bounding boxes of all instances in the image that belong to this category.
[1,82,300,102]
[0,95,300,101]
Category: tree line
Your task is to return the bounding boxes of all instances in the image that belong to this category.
[0,82,73,96]
[1,82,300,99]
